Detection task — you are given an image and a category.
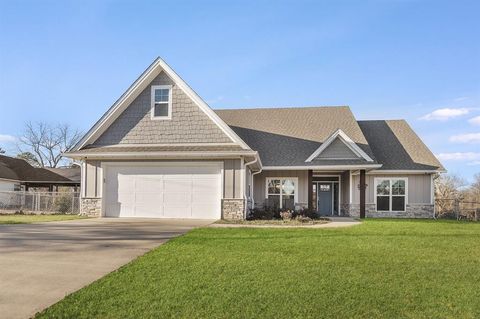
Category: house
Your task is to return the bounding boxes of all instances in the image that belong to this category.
[66,57,445,220]
[0,155,80,192]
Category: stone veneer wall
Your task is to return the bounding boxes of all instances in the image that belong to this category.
[344,203,434,218]
[222,199,245,220]
[80,198,102,217]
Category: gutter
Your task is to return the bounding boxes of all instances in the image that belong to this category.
[242,152,263,218]
[63,150,258,160]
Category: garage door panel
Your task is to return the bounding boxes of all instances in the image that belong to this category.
[135,176,163,193]
[117,192,135,204]
[104,163,221,219]
[118,204,135,217]
[164,179,191,192]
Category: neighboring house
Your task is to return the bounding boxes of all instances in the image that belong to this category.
[66,58,445,220]
[0,155,80,192]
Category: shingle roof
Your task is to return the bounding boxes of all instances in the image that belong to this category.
[45,167,81,183]
[215,106,376,167]
[0,155,79,183]
[358,120,444,171]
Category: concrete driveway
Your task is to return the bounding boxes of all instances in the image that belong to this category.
[0,218,212,319]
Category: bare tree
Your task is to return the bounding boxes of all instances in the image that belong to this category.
[0,147,5,154]
[434,174,466,215]
[17,151,40,167]
[17,122,83,168]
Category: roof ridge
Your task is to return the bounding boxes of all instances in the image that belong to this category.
[214,105,350,111]
[357,119,406,123]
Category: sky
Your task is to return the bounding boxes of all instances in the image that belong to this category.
[0,0,479,183]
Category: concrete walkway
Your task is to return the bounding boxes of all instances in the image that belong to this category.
[210,217,361,228]
[0,218,212,319]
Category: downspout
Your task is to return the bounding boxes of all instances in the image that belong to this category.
[244,154,262,218]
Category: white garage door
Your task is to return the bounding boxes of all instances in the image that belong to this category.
[104,162,222,219]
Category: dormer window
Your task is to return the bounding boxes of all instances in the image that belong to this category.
[151,85,172,120]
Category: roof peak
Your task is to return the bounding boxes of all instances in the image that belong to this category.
[215,105,350,111]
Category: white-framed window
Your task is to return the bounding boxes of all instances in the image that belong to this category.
[374,178,408,212]
[265,177,298,209]
[151,85,172,120]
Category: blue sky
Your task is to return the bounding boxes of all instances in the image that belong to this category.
[0,0,479,183]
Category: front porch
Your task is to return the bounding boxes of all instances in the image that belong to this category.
[253,169,368,219]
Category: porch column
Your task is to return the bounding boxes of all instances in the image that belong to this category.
[359,169,366,219]
[307,169,313,210]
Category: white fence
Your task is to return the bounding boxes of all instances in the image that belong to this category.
[0,191,80,214]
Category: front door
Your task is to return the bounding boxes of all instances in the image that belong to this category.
[317,182,333,215]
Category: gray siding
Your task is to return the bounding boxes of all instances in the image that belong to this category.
[223,159,242,199]
[84,161,102,198]
[316,138,359,159]
[351,174,432,204]
[253,170,308,208]
[83,159,243,200]
[93,71,231,145]
[341,171,350,204]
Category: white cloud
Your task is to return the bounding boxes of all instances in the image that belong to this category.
[449,133,480,143]
[0,134,16,143]
[420,108,470,121]
[468,116,480,126]
[467,161,480,166]
[436,152,480,161]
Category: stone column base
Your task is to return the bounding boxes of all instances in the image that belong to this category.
[342,203,434,218]
[222,199,245,220]
[80,198,102,217]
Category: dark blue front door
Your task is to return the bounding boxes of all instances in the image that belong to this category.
[317,183,333,215]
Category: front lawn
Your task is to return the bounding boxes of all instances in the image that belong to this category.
[0,214,88,224]
[37,219,480,318]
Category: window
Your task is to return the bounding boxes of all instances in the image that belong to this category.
[375,178,407,212]
[151,85,172,119]
[266,178,297,209]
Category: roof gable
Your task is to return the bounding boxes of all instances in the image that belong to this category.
[305,129,373,162]
[314,136,360,159]
[72,58,250,151]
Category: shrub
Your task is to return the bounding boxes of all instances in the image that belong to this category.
[280,210,293,220]
[55,194,72,214]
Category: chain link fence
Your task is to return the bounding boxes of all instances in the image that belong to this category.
[0,191,80,214]
[435,198,479,221]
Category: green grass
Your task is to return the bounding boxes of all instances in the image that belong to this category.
[0,214,88,224]
[37,219,480,318]
[214,218,330,225]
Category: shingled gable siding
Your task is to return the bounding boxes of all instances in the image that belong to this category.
[93,71,232,145]
[316,138,360,159]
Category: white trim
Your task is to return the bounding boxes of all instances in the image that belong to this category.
[349,171,353,204]
[81,161,86,198]
[66,151,257,159]
[72,57,251,151]
[313,175,341,215]
[361,170,442,175]
[265,177,299,209]
[262,164,382,170]
[91,142,239,147]
[150,85,172,120]
[305,129,374,162]
[373,177,408,212]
